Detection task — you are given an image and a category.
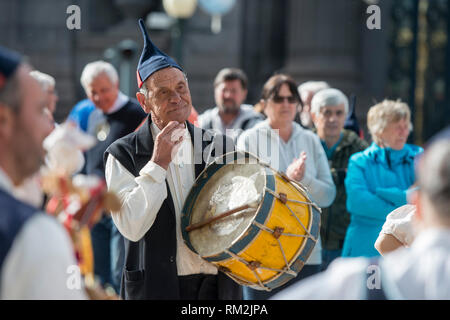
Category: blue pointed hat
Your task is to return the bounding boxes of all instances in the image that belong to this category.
[0,45,22,89]
[136,18,183,88]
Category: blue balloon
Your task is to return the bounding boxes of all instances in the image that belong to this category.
[198,0,236,15]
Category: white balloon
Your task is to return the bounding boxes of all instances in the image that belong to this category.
[163,0,198,18]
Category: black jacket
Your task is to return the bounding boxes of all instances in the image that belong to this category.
[85,98,146,178]
[104,116,242,300]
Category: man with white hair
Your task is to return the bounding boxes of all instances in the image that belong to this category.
[297,80,329,128]
[272,137,450,300]
[80,60,146,293]
[310,88,368,270]
[29,70,58,117]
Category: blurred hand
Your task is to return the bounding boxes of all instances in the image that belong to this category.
[286,151,307,181]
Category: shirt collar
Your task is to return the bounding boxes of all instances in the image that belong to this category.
[0,166,14,195]
[105,91,129,115]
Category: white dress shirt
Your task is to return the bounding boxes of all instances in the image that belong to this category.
[272,228,450,299]
[0,168,87,299]
[105,91,129,115]
[105,123,217,276]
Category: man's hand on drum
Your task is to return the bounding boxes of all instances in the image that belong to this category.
[151,121,185,170]
[286,151,307,182]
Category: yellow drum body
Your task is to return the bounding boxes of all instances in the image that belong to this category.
[182,152,321,291]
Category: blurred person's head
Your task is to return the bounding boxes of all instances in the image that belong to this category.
[297,81,329,112]
[367,99,412,150]
[214,68,248,116]
[81,60,119,113]
[411,139,450,229]
[260,74,301,129]
[30,70,58,115]
[0,46,54,185]
[311,88,349,142]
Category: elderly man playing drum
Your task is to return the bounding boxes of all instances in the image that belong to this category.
[104,19,240,300]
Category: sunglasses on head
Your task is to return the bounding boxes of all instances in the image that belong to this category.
[272,95,298,104]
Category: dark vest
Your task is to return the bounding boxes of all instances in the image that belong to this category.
[0,189,38,271]
[104,117,242,300]
[85,98,146,178]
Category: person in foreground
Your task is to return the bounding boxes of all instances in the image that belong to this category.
[272,138,450,300]
[0,45,86,299]
[104,19,240,300]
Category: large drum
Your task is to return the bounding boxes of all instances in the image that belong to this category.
[181,151,321,291]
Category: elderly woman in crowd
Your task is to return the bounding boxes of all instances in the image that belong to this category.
[342,99,423,258]
[237,74,336,300]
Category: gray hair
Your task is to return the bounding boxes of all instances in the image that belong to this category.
[367,99,412,145]
[310,88,349,116]
[29,70,55,92]
[298,81,330,95]
[419,140,450,219]
[80,60,118,92]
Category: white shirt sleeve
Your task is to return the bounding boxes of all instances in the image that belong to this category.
[300,137,336,208]
[1,214,87,299]
[380,204,416,246]
[104,154,168,242]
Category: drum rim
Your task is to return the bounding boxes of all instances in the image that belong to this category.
[180,151,321,290]
[229,173,321,290]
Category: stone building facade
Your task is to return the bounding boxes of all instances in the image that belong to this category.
[1,0,447,141]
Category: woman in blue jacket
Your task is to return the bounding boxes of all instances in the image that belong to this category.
[342,99,423,257]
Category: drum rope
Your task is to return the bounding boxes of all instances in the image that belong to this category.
[224,249,271,291]
[263,188,317,242]
[251,221,300,277]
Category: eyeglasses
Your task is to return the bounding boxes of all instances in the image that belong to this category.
[272,95,298,104]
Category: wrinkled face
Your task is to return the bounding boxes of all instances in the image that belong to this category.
[139,67,192,128]
[312,104,347,140]
[379,118,410,150]
[264,83,298,126]
[214,79,247,114]
[85,73,119,113]
[9,67,54,183]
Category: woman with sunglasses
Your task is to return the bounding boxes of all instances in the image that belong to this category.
[237,73,336,300]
